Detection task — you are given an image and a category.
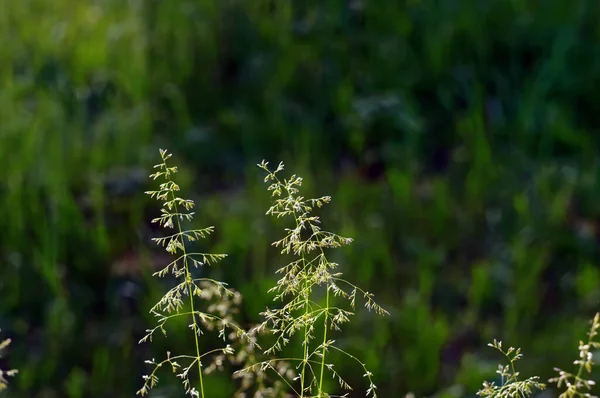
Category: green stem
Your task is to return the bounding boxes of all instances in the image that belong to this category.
[186,273,205,398]
[167,165,205,398]
[318,286,330,397]
[286,191,310,398]
[299,255,309,396]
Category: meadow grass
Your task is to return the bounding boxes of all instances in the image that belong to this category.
[235,161,389,397]
[132,150,600,398]
[549,312,600,398]
[479,313,600,398]
[137,149,249,398]
[0,333,17,392]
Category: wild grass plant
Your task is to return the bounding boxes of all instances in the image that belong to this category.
[235,161,389,397]
[137,149,250,397]
[549,312,600,398]
[476,339,546,398]
[478,313,600,398]
[135,149,599,398]
[194,280,294,397]
[0,333,17,392]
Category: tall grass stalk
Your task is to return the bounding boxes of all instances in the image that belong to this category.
[236,161,388,397]
[137,149,249,397]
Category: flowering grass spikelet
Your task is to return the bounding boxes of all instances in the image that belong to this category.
[0,333,17,391]
[235,160,388,398]
[549,312,600,398]
[477,339,545,398]
[137,149,249,398]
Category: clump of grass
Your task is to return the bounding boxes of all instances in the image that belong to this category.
[0,333,17,391]
[195,280,293,397]
[549,312,600,398]
[479,313,600,398]
[477,339,546,398]
[236,161,388,397]
[231,325,296,398]
[137,149,250,398]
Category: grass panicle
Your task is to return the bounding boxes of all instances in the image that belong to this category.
[479,313,600,398]
[133,151,600,398]
[0,333,17,391]
[195,281,291,397]
[477,339,546,398]
[137,149,250,398]
[549,312,600,398]
[235,161,388,398]
[231,325,296,398]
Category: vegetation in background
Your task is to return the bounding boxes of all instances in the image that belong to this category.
[2,0,600,396]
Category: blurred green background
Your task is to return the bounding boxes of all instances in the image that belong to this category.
[2,0,600,397]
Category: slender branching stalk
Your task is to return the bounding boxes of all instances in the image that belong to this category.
[137,149,249,397]
[0,332,17,391]
[549,312,600,398]
[477,339,546,398]
[197,280,295,397]
[231,324,297,398]
[236,161,388,398]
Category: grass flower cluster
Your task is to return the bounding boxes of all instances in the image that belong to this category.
[137,149,249,398]
[477,339,546,398]
[194,281,293,397]
[136,149,600,398]
[479,313,600,398]
[137,152,388,398]
[235,161,389,398]
[0,333,17,391]
[549,312,600,398]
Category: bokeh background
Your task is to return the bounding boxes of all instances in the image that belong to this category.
[2,0,600,397]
